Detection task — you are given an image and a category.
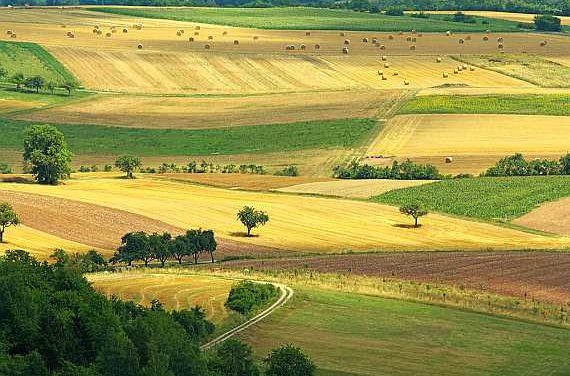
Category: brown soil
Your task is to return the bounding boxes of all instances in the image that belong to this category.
[514,197,570,236]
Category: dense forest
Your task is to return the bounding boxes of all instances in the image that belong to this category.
[3,0,569,16]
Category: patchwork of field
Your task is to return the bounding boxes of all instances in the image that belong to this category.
[88,272,234,322]
[367,114,570,174]
[17,89,403,129]
[429,11,570,26]
[0,176,568,253]
[225,251,570,304]
[239,288,570,376]
[514,197,570,235]
[276,179,434,198]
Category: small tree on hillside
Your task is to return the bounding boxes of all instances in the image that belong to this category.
[24,75,45,93]
[115,155,141,179]
[237,206,269,237]
[0,202,20,243]
[264,344,315,376]
[23,124,72,185]
[399,203,428,227]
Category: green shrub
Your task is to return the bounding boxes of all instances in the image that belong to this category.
[274,166,299,177]
[0,163,11,174]
[225,280,278,315]
[333,160,441,180]
[534,15,562,31]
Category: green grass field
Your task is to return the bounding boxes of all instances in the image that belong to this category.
[373,176,570,221]
[399,94,570,116]
[91,7,523,32]
[0,41,77,85]
[0,117,377,157]
[238,288,570,376]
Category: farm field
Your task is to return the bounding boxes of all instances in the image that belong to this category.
[366,114,570,174]
[238,288,570,376]
[398,94,570,116]
[375,176,570,222]
[0,176,569,253]
[224,251,570,304]
[88,272,234,323]
[16,89,403,129]
[514,197,570,235]
[276,178,434,198]
[428,11,570,26]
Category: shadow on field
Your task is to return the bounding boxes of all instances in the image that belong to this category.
[392,223,422,229]
[229,232,260,238]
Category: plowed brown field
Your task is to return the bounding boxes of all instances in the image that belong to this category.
[514,197,570,236]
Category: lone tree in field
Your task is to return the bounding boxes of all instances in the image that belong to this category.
[115,155,141,179]
[237,206,269,237]
[24,75,45,93]
[399,203,428,227]
[23,125,72,185]
[0,202,20,243]
[264,344,316,376]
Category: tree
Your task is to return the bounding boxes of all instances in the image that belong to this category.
[170,234,193,264]
[0,66,8,80]
[236,206,269,237]
[23,125,72,185]
[197,229,217,263]
[264,344,315,376]
[209,339,260,376]
[11,72,25,90]
[0,202,20,243]
[560,153,570,174]
[399,203,428,227]
[149,232,172,267]
[534,15,562,31]
[115,155,141,179]
[24,75,45,93]
[46,81,56,94]
[61,80,77,96]
[113,231,148,266]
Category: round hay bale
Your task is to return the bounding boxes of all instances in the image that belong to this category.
[445,156,453,163]
[393,71,399,76]
[204,44,211,49]
[342,47,349,54]
[378,70,383,75]
[372,38,378,44]
[469,66,475,71]
[306,31,311,36]
[380,45,386,50]
[94,25,100,30]
[388,35,394,40]
[436,57,442,63]
[443,72,449,78]
[106,32,112,37]
[446,31,452,36]
[540,40,547,46]
[300,44,306,50]
[498,43,504,49]
[253,36,259,40]
[381,55,388,61]
[466,35,471,40]
[458,38,465,44]
[123,28,128,33]
[411,29,416,34]
[97,30,102,35]
[453,68,458,74]
[404,80,410,85]
[61,24,66,28]
[6,30,12,35]
[195,26,201,30]
[208,35,213,40]
[497,37,503,42]
[222,31,228,36]
[137,43,143,49]
[382,75,388,81]
[92,28,98,34]
[362,37,369,43]
[340,32,346,37]
[314,44,320,49]
[462,64,468,70]
[411,37,416,43]
[457,66,463,72]
[189,37,194,42]
[384,62,390,68]
[406,36,411,42]
[344,39,350,45]
[410,45,416,50]
[233,39,239,45]
[483,36,489,41]
[177,31,182,36]
[194,31,199,36]
[180,29,185,34]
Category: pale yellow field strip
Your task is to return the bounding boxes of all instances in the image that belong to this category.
[0,177,568,252]
[0,224,95,259]
[17,89,403,129]
[418,87,570,96]
[368,114,570,157]
[426,11,570,26]
[276,179,434,198]
[514,197,570,236]
[88,272,233,322]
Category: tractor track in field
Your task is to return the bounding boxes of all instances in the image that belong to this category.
[201,283,294,350]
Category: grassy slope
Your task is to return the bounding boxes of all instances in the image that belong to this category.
[399,94,570,116]
[374,176,570,221]
[239,288,570,376]
[0,118,377,156]
[91,7,522,32]
[0,41,77,85]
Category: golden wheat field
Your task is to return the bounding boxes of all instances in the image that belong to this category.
[367,114,570,174]
[17,89,403,129]
[428,11,570,26]
[0,176,568,253]
[88,272,234,322]
[276,179,434,198]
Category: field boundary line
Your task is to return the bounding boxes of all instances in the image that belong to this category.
[201,282,293,350]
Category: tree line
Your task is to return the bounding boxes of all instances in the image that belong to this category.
[1,68,77,96]
[333,160,442,180]
[482,153,570,177]
[0,249,316,376]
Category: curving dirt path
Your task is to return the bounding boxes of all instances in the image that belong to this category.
[201,283,294,350]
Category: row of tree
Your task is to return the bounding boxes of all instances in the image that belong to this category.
[1,70,77,95]
[482,153,570,177]
[333,160,441,180]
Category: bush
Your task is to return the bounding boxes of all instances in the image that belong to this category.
[534,15,562,31]
[274,165,299,176]
[225,280,278,315]
[333,160,441,180]
[482,153,569,177]
[0,163,11,174]
[264,344,315,376]
[384,7,404,16]
[452,11,476,23]
[517,22,535,29]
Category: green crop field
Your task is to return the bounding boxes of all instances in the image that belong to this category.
[373,176,570,221]
[0,117,377,157]
[0,41,77,85]
[238,288,570,376]
[91,7,523,32]
[399,94,570,116]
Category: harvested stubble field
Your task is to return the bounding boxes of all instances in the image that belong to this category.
[17,89,403,129]
[366,114,570,174]
[275,178,435,198]
[0,188,283,260]
[515,197,570,235]
[428,11,570,26]
[88,272,234,322]
[224,251,570,304]
[0,176,569,253]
